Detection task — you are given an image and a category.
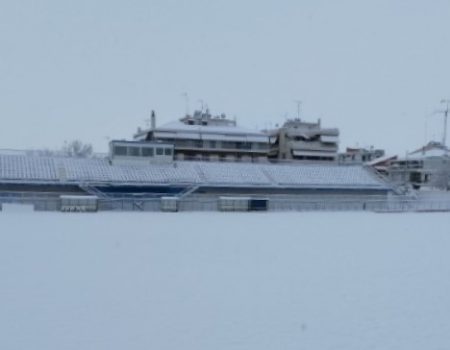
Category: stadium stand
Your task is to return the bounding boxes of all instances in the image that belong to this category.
[262,163,382,188]
[57,158,112,182]
[194,162,271,185]
[0,154,388,191]
[0,155,58,181]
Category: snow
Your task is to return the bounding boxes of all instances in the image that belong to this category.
[1,212,450,349]
[157,120,268,137]
[0,153,386,189]
[1,203,35,212]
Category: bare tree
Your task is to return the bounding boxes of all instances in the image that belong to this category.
[62,140,93,158]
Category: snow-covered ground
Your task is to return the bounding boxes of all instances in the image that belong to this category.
[1,212,450,350]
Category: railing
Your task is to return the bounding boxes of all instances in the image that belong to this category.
[2,193,450,213]
[0,148,108,159]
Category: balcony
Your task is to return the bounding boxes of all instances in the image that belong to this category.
[173,140,269,154]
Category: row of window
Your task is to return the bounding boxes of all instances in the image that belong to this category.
[339,153,383,162]
[113,145,173,157]
[166,139,269,151]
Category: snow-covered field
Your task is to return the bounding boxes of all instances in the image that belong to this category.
[1,211,450,350]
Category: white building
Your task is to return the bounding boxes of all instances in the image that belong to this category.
[109,140,174,165]
[134,110,270,162]
[389,142,450,190]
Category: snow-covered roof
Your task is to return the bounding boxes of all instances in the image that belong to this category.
[157,120,267,137]
[366,155,397,166]
[0,154,389,190]
[407,149,449,159]
[406,142,450,159]
[137,120,270,143]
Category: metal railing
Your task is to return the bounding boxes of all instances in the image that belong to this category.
[2,193,450,213]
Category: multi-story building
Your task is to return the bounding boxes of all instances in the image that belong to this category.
[388,142,450,190]
[267,119,339,162]
[134,110,270,162]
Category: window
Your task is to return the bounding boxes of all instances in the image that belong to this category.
[194,140,203,148]
[128,147,140,157]
[237,142,251,150]
[114,146,127,156]
[142,147,154,157]
[164,148,173,156]
[156,148,164,156]
[257,143,268,150]
[222,141,236,149]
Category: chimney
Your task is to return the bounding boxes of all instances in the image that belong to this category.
[151,110,156,130]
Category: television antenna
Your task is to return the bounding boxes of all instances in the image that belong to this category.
[432,99,450,146]
[198,99,204,112]
[440,99,449,147]
[294,100,302,119]
[182,92,190,116]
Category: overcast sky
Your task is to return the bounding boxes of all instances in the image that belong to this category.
[1,0,450,154]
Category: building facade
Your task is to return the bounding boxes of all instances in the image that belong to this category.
[267,119,339,162]
[388,142,450,190]
[134,110,270,162]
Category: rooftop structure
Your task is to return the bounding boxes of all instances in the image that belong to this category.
[109,140,174,166]
[338,147,385,165]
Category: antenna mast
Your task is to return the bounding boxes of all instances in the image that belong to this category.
[182,92,190,116]
[294,100,302,119]
[441,99,449,147]
[198,99,204,112]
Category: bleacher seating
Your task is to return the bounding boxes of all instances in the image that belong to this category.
[262,164,382,187]
[194,162,271,185]
[57,158,112,182]
[0,155,58,181]
[0,153,386,190]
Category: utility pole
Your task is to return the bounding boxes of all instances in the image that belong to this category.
[441,99,450,147]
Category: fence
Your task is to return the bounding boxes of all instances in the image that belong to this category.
[2,192,450,213]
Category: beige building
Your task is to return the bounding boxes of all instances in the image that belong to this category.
[267,119,339,162]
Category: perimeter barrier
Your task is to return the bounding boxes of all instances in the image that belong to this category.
[2,193,450,213]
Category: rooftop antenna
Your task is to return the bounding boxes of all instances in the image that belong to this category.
[294,100,302,119]
[440,99,449,147]
[182,92,190,116]
[145,114,151,128]
[151,110,156,130]
[198,99,204,112]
